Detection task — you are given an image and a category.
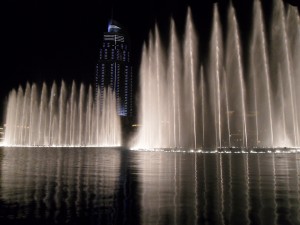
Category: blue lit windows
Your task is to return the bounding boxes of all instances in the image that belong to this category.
[96,27,133,116]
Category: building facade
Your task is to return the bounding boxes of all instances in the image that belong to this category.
[95,20,133,116]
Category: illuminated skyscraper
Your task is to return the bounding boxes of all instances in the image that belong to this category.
[95,20,133,116]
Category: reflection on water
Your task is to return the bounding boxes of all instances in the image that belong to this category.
[0,147,140,225]
[136,152,300,225]
[0,148,299,225]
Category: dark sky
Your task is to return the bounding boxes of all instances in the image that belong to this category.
[1,0,216,85]
[1,0,299,123]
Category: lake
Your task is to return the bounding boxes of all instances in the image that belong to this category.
[0,147,299,225]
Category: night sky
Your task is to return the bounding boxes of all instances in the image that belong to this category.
[1,0,299,123]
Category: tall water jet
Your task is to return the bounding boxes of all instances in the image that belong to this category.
[287,6,300,146]
[132,9,200,149]
[209,4,223,148]
[226,4,248,148]
[168,19,182,147]
[38,83,48,145]
[78,83,85,145]
[69,81,77,145]
[86,85,93,144]
[28,84,38,145]
[3,81,121,147]
[21,83,31,145]
[279,0,298,146]
[279,69,288,143]
[200,66,205,148]
[49,82,58,146]
[270,0,299,147]
[224,70,231,148]
[250,0,274,147]
[184,8,198,149]
[155,25,163,146]
[132,1,300,150]
[58,81,67,146]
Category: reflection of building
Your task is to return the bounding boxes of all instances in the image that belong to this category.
[95,20,133,116]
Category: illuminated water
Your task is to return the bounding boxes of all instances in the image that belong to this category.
[3,81,121,147]
[133,0,300,149]
[1,1,299,223]
[0,147,299,225]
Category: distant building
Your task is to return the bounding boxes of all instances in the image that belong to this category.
[95,20,133,117]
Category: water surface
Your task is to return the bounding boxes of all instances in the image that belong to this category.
[0,147,299,225]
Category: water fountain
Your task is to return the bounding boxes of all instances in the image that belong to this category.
[132,0,300,150]
[3,81,121,147]
[1,2,299,225]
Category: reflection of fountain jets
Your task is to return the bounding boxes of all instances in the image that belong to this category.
[54,151,63,222]
[284,154,300,224]
[220,154,225,225]
[274,155,290,224]
[296,154,300,223]
[245,155,250,225]
[230,154,249,224]
[216,154,225,225]
[228,154,233,222]
[4,81,121,147]
[248,154,263,224]
[202,154,208,221]
[0,148,122,223]
[272,154,278,225]
[134,151,300,225]
[194,154,198,224]
[284,142,291,222]
[138,152,201,224]
[173,154,178,225]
